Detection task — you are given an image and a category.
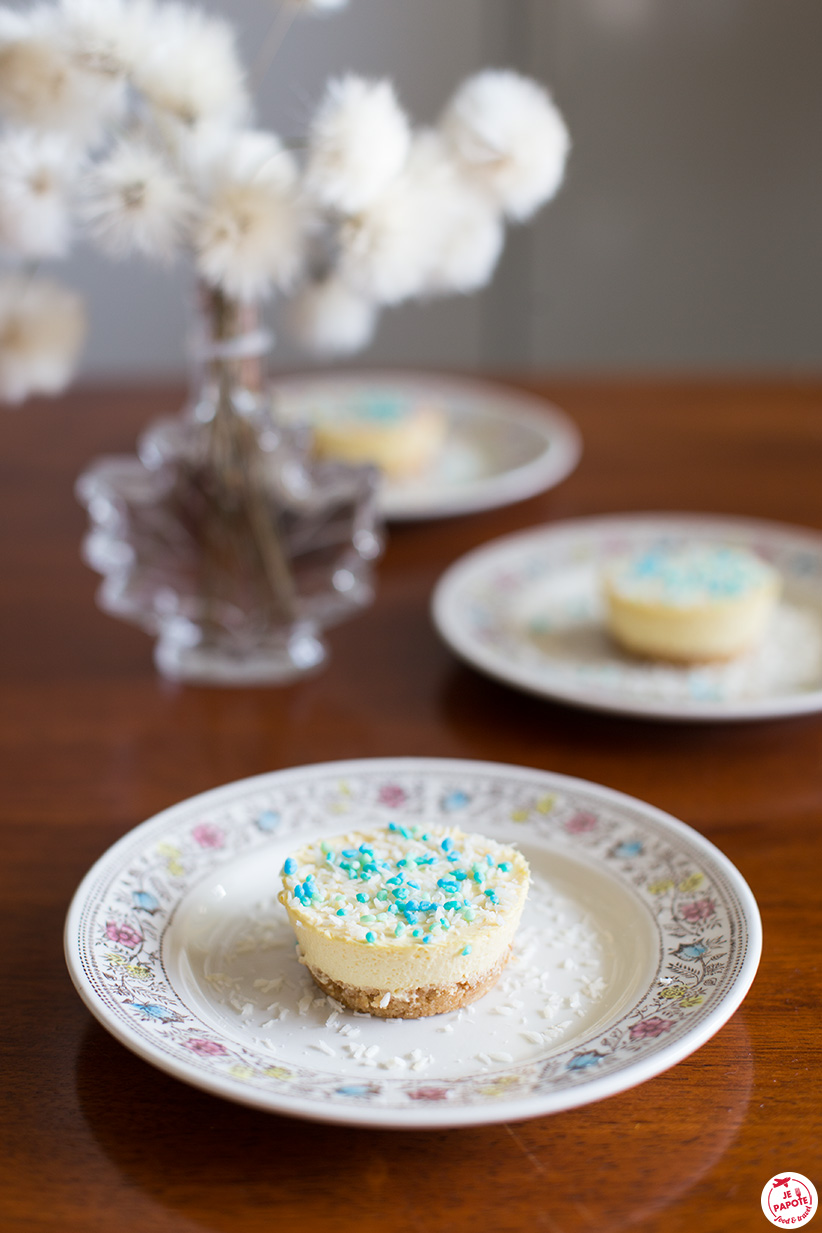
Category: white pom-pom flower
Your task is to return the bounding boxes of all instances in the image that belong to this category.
[400,131,504,296]
[336,178,434,306]
[0,5,124,140]
[336,131,503,305]
[132,3,249,129]
[194,129,304,302]
[287,277,376,356]
[306,76,411,214]
[59,0,157,79]
[0,129,76,259]
[0,273,85,403]
[441,69,570,221]
[81,139,193,260]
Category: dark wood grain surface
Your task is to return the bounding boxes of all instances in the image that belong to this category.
[2,378,821,1233]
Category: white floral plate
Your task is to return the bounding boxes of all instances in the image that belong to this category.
[65,757,760,1128]
[432,513,822,722]
[273,371,581,521]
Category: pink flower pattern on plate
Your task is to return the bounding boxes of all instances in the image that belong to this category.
[192,823,225,849]
[408,1086,452,1101]
[565,811,597,834]
[681,897,716,923]
[377,783,407,808]
[630,1016,674,1040]
[105,921,142,948]
[185,1039,228,1057]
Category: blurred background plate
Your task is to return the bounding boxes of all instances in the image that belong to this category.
[274,371,582,521]
[432,513,822,721]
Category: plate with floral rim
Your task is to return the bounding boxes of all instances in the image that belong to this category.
[432,513,822,722]
[64,757,760,1129]
[273,371,582,521]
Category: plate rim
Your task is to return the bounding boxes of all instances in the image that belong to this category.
[64,756,762,1128]
[272,369,582,521]
[432,511,822,723]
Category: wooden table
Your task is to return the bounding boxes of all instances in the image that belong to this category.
[2,379,821,1233]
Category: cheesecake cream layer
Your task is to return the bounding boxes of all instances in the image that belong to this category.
[603,543,780,662]
[278,824,529,1002]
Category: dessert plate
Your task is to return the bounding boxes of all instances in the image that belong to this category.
[273,371,581,521]
[65,757,760,1128]
[432,513,822,722]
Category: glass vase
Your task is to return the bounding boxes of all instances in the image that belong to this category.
[76,286,383,684]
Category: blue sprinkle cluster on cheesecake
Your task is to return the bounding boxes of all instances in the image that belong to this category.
[609,543,776,607]
[279,823,528,948]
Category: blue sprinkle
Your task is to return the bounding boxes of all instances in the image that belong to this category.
[365,932,376,944]
[399,827,411,839]
[461,945,471,956]
[336,908,346,916]
[441,837,453,851]
[283,857,297,876]
[257,810,280,833]
[387,875,403,885]
[422,935,431,944]
[397,859,408,868]
[407,881,420,890]
[454,871,467,881]
[359,844,373,855]
[356,892,368,903]
[484,889,498,903]
[443,900,459,910]
[447,852,460,861]
[394,923,405,936]
[497,861,512,872]
[342,849,359,858]
[412,928,421,937]
[486,854,494,867]
[437,880,458,892]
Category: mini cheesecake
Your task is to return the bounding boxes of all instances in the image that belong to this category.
[603,542,781,663]
[278,823,530,1018]
[308,390,447,481]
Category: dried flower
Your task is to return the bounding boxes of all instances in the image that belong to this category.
[0,274,85,403]
[335,131,503,304]
[132,3,249,129]
[306,75,411,214]
[194,129,303,301]
[441,69,570,221]
[81,139,193,259]
[335,179,432,306]
[287,276,376,355]
[398,132,504,296]
[0,129,76,259]
[59,0,156,79]
[0,4,124,140]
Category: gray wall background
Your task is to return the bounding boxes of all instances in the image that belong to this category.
[63,0,822,379]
